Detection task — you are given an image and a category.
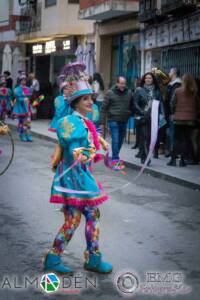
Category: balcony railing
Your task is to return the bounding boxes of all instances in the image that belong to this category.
[16,2,41,34]
[79,0,139,21]
[161,0,197,14]
[139,8,158,22]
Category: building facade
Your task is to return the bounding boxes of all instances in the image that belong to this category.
[17,0,95,88]
[79,0,140,88]
[0,0,26,85]
[139,0,200,80]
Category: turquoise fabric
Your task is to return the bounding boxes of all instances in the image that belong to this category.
[13,86,32,117]
[0,88,12,112]
[68,88,94,103]
[50,114,105,205]
[49,93,99,131]
[49,95,72,131]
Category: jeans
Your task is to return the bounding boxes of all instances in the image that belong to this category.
[108,121,127,160]
[166,117,174,153]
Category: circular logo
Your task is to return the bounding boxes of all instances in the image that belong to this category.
[40,273,60,293]
[116,272,139,294]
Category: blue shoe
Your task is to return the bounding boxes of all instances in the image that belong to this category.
[19,133,27,142]
[26,134,33,142]
[84,253,113,274]
[44,253,74,275]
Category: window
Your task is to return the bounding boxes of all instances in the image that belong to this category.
[68,0,79,3]
[45,0,57,7]
[143,0,157,10]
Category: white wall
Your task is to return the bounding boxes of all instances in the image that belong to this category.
[12,0,21,15]
[41,0,94,36]
[0,30,16,42]
[17,0,94,41]
[0,0,9,26]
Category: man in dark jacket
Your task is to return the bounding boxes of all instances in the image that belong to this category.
[100,77,132,161]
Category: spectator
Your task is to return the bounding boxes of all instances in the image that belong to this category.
[131,78,142,153]
[133,72,163,164]
[28,73,40,120]
[28,73,40,94]
[165,68,181,157]
[3,71,13,90]
[12,73,33,142]
[16,70,23,87]
[93,72,105,111]
[168,74,200,167]
[100,77,132,163]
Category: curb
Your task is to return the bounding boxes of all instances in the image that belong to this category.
[125,161,200,191]
[9,123,200,191]
[8,123,57,144]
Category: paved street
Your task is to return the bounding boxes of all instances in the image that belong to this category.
[6,118,200,189]
[0,130,200,300]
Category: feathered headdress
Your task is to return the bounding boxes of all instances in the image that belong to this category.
[58,61,95,104]
[152,67,170,86]
[19,71,27,81]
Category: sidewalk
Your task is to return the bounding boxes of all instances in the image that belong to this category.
[7,118,200,190]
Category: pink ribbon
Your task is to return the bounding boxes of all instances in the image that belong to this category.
[54,186,101,195]
[54,153,83,182]
[54,153,103,195]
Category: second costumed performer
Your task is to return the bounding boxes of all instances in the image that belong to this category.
[43,62,113,275]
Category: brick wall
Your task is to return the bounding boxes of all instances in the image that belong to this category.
[80,0,137,10]
[0,15,21,33]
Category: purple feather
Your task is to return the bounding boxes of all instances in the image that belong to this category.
[60,61,86,77]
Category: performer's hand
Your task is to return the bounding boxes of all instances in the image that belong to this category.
[99,136,109,151]
[80,155,89,163]
[51,144,62,171]
[51,164,57,172]
[24,97,29,103]
[0,125,9,135]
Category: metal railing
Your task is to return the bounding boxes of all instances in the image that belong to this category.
[16,2,42,34]
[161,0,197,13]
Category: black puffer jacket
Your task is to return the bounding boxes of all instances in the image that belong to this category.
[132,86,162,117]
[100,85,132,123]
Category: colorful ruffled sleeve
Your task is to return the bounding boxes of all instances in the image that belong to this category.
[57,115,95,162]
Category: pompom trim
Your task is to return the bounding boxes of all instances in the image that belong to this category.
[50,194,108,206]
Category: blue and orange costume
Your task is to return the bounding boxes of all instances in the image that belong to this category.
[0,76,12,121]
[49,94,99,132]
[44,61,112,275]
[13,84,33,142]
[49,94,72,132]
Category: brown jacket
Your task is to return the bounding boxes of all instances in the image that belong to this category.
[172,87,197,121]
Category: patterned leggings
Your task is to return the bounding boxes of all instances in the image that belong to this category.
[18,117,31,134]
[50,205,100,261]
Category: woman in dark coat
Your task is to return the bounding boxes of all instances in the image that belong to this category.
[132,72,163,164]
[168,74,200,167]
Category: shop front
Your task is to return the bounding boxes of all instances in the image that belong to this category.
[27,36,77,118]
[111,31,140,88]
[142,11,200,80]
